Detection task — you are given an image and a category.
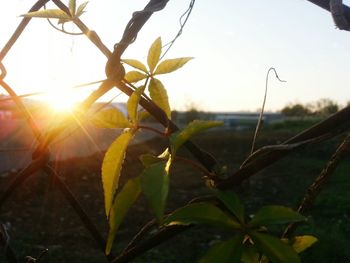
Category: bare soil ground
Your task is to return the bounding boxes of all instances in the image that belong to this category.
[0,129,349,262]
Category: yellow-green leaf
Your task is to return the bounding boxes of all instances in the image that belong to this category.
[127,86,145,124]
[170,120,223,154]
[69,0,76,16]
[164,203,241,229]
[124,71,148,83]
[199,235,244,263]
[154,57,193,75]
[141,161,170,222]
[76,1,88,17]
[106,177,141,255]
[149,78,171,119]
[90,108,130,129]
[140,149,170,167]
[291,235,318,253]
[147,37,162,73]
[122,59,148,73]
[102,130,134,217]
[138,110,151,121]
[21,9,71,19]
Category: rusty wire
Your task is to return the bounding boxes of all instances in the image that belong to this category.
[1,1,350,262]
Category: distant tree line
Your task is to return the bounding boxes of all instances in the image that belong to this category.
[281,98,341,118]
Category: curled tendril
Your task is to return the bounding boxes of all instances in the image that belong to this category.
[250,67,286,154]
[44,4,83,36]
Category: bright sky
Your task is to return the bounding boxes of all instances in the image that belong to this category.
[1,0,350,112]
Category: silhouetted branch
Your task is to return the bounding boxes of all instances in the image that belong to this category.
[0,0,50,62]
[283,131,350,237]
[43,165,114,261]
[0,155,48,210]
[216,105,350,189]
[0,223,18,263]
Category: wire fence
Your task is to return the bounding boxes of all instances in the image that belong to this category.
[1,0,350,262]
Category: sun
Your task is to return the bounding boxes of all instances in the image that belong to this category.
[44,89,83,113]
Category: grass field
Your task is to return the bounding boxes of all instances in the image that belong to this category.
[0,123,349,262]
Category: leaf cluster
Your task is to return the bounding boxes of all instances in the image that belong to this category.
[21,0,88,24]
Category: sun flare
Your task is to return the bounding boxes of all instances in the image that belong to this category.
[44,89,82,113]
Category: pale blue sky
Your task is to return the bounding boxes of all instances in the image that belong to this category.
[1,0,350,112]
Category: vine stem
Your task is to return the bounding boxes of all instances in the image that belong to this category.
[250,67,286,154]
[43,165,114,261]
[174,156,216,179]
[283,132,350,237]
[137,125,168,137]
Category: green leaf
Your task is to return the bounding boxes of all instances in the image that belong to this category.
[102,130,134,217]
[171,120,223,154]
[140,154,161,167]
[21,9,71,19]
[76,1,88,17]
[106,177,141,255]
[241,245,260,263]
[69,0,76,16]
[122,59,148,73]
[90,108,130,129]
[124,71,148,83]
[249,231,301,263]
[199,235,244,263]
[250,206,305,227]
[127,86,145,124]
[149,78,171,119]
[140,149,170,167]
[141,161,170,222]
[215,190,245,224]
[154,57,193,75]
[164,203,241,229]
[147,37,162,73]
[291,235,318,253]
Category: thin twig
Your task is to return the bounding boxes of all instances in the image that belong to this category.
[0,77,43,144]
[250,67,286,154]
[43,4,83,35]
[46,17,83,35]
[0,154,48,210]
[160,0,195,60]
[0,224,18,263]
[52,0,111,58]
[123,219,157,253]
[137,124,167,137]
[241,134,330,168]
[112,195,218,263]
[174,155,216,179]
[283,132,350,237]
[215,105,350,189]
[43,165,114,261]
